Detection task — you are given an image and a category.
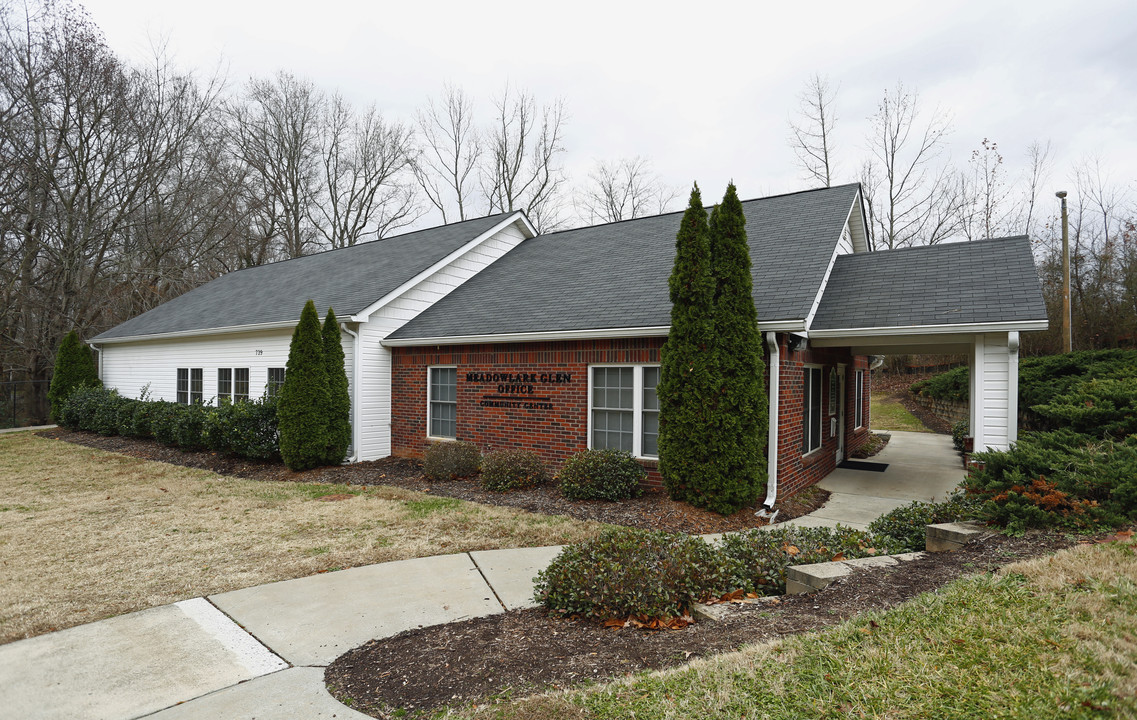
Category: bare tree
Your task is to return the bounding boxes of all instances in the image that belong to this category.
[481,85,568,232]
[958,138,1017,241]
[861,82,958,249]
[228,71,323,259]
[575,157,678,224]
[412,83,481,224]
[314,93,418,248]
[1018,140,1052,238]
[788,73,838,187]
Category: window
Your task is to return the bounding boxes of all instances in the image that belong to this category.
[217,368,250,403]
[177,368,202,405]
[218,368,231,402]
[234,368,250,401]
[589,365,660,458]
[802,366,823,454]
[267,367,285,398]
[428,366,457,438]
[855,370,865,429]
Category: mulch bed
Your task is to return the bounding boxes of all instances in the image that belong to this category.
[324,531,1076,717]
[36,428,828,534]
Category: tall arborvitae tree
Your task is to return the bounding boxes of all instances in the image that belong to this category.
[322,308,352,464]
[47,330,101,421]
[658,184,718,503]
[706,183,767,513]
[278,300,331,470]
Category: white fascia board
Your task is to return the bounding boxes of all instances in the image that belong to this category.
[383,318,805,347]
[92,320,299,345]
[349,212,534,323]
[803,241,844,332]
[808,319,1049,339]
[383,326,671,347]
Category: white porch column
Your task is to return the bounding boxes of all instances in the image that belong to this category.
[971,332,1014,452]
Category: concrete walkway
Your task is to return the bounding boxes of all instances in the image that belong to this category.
[781,430,965,531]
[0,431,962,719]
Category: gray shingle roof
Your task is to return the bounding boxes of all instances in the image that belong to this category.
[810,236,1047,330]
[93,213,516,341]
[388,184,861,340]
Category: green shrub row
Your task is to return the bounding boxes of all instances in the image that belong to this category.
[963,430,1137,533]
[57,385,279,460]
[422,443,646,501]
[867,493,981,552]
[535,525,898,621]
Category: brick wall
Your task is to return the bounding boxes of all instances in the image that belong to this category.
[774,336,873,498]
[390,334,873,498]
[391,338,667,486]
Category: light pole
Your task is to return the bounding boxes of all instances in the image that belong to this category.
[1056,190,1071,353]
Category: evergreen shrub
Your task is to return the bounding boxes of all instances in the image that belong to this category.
[534,528,728,620]
[128,401,156,438]
[720,526,898,595]
[867,494,981,552]
[422,440,481,480]
[58,385,115,431]
[322,309,352,465]
[480,449,548,491]
[48,330,101,421]
[558,449,645,501]
[173,404,208,449]
[149,402,183,446]
[951,420,969,451]
[277,300,331,470]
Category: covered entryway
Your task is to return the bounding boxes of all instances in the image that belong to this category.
[782,430,964,530]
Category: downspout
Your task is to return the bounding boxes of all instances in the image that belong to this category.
[764,331,780,507]
[341,323,361,463]
[1007,332,1020,444]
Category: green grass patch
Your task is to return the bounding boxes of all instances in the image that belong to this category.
[402,496,463,518]
[870,392,932,433]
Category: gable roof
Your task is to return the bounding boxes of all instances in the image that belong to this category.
[93,213,522,342]
[810,236,1047,331]
[386,184,863,342]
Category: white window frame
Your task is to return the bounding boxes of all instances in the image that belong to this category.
[177,368,202,405]
[587,364,660,459]
[802,364,824,456]
[266,367,286,398]
[855,369,865,429]
[217,368,251,403]
[426,365,458,440]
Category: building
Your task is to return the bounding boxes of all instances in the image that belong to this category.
[91,184,1048,503]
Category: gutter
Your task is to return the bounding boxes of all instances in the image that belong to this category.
[341,323,361,463]
[764,331,780,507]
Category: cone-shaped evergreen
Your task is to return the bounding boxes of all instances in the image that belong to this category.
[705,183,767,513]
[658,184,719,503]
[48,330,101,421]
[278,300,331,470]
[322,308,352,465]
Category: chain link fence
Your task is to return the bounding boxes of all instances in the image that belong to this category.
[1,378,51,429]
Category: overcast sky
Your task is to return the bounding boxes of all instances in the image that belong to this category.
[82,0,1136,227]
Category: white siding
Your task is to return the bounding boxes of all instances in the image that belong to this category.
[99,327,355,407]
[971,332,1014,451]
[354,221,529,460]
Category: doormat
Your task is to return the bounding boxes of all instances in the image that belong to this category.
[838,460,889,472]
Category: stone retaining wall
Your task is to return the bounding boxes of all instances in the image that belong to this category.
[910,395,968,427]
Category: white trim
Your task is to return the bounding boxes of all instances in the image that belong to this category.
[803,236,844,331]
[764,332,779,507]
[1008,331,1020,444]
[970,335,985,450]
[386,326,670,347]
[845,189,871,254]
[587,363,660,460]
[426,365,458,440]
[808,319,1049,339]
[94,320,300,345]
[341,323,361,462]
[383,320,806,348]
[802,363,824,456]
[854,369,865,430]
[351,213,535,323]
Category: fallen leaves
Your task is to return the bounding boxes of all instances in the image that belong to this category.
[603,614,695,631]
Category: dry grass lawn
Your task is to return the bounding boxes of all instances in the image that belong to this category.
[0,432,605,644]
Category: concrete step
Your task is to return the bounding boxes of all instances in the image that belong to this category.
[926,520,991,552]
[785,552,926,594]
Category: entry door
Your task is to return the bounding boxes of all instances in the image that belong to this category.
[835,365,847,464]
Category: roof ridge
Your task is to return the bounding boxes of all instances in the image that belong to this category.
[223,211,515,277]
[857,235,1030,258]
[534,183,861,239]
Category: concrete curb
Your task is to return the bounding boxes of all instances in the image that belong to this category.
[785,551,925,594]
[926,520,991,552]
